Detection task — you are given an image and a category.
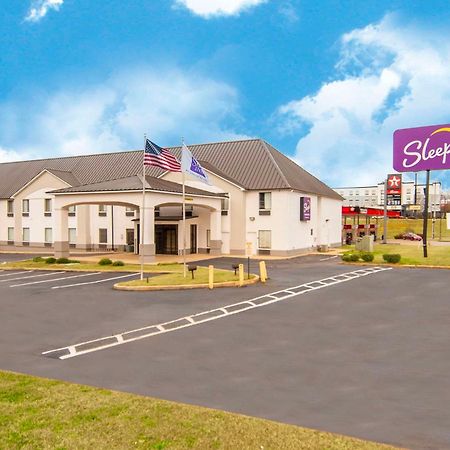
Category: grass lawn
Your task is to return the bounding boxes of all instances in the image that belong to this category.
[344,243,450,266]
[120,267,254,286]
[0,370,396,450]
[344,218,450,241]
[0,260,182,273]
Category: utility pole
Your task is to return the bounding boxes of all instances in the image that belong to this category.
[422,170,430,258]
[383,178,388,244]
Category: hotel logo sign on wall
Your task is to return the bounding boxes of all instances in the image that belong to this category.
[300,197,311,221]
[393,124,450,172]
[386,174,402,206]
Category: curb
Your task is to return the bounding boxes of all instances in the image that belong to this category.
[340,262,450,270]
[113,276,260,291]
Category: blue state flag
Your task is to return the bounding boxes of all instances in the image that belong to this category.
[181,143,210,185]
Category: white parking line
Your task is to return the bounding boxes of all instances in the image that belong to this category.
[43,267,392,360]
[0,272,65,283]
[51,273,139,289]
[10,272,101,287]
[320,255,339,261]
[0,271,33,278]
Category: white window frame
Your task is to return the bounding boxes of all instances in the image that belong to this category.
[259,192,272,211]
[22,227,30,243]
[22,199,30,215]
[7,227,14,242]
[68,228,77,245]
[44,228,53,243]
[258,230,272,249]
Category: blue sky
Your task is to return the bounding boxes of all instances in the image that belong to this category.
[1,0,450,188]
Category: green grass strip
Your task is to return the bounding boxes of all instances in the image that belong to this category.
[0,370,396,449]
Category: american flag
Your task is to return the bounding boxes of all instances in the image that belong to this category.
[144,139,181,172]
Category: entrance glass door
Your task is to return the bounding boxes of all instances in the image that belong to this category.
[155,225,178,254]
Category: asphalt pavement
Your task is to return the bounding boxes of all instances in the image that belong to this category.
[0,253,449,449]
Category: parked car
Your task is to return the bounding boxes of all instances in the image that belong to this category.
[402,232,422,241]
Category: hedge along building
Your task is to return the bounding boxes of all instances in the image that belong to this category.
[0,139,342,259]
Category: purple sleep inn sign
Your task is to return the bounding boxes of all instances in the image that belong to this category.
[300,196,311,221]
[393,123,450,172]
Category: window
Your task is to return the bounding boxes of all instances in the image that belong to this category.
[258,230,272,249]
[22,199,30,216]
[99,228,108,244]
[44,199,52,216]
[206,229,211,248]
[44,228,53,245]
[185,205,193,218]
[7,227,14,243]
[22,227,30,243]
[68,205,76,217]
[98,205,107,216]
[259,192,271,215]
[69,228,77,246]
[125,206,135,217]
[221,197,229,216]
[7,200,13,217]
[155,206,160,217]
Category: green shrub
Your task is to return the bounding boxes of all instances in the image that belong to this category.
[98,258,113,266]
[45,257,56,264]
[56,257,70,264]
[32,256,44,263]
[341,253,359,262]
[112,260,125,266]
[360,252,374,262]
[382,253,401,264]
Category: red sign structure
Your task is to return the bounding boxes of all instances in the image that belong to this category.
[386,173,402,207]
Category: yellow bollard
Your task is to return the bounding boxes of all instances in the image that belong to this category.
[259,261,267,283]
[238,263,244,287]
[208,265,214,290]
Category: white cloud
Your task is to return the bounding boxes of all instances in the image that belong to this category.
[0,68,247,159]
[25,0,64,23]
[0,147,25,163]
[174,0,268,18]
[277,15,450,187]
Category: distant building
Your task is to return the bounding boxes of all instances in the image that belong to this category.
[333,180,442,215]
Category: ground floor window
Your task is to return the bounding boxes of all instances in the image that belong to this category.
[22,227,30,243]
[258,230,272,249]
[44,228,53,243]
[206,229,211,248]
[7,227,14,242]
[69,228,77,244]
[99,228,108,244]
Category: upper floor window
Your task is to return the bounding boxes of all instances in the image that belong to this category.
[7,200,13,217]
[22,199,30,216]
[44,199,52,216]
[68,205,76,217]
[125,206,135,217]
[98,205,107,217]
[259,192,271,215]
[221,197,229,216]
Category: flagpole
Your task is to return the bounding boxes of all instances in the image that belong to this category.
[182,138,187,278]
[140,134,146,280]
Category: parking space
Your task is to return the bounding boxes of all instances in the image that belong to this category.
[1,255,450,449]
[0,269,139,290]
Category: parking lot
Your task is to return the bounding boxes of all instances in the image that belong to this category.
[1,254,449,449]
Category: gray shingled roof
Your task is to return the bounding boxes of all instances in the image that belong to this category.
[0,139,341,200]
[49,175,226,197]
